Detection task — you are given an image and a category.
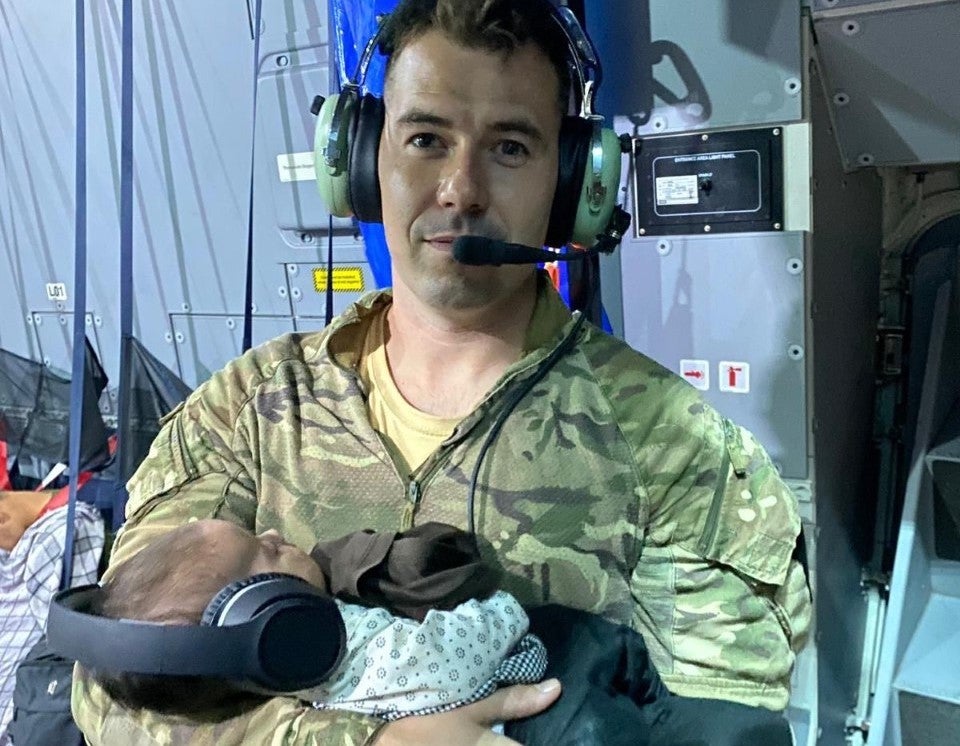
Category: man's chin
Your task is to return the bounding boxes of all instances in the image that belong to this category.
[418,273,498,311]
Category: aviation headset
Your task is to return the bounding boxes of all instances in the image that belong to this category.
[313,0,623,249]
[47,572,346,694]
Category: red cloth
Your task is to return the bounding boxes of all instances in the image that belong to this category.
[35,472,93,520]
[34,433,117,517]
[0,440,9,490]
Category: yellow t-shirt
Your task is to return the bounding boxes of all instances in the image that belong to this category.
[357,306,460,474]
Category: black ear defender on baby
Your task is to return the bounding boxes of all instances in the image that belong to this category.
[47,572,346,694]
[311,0,629,251]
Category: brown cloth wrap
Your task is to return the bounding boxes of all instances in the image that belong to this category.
[310,522,500,621]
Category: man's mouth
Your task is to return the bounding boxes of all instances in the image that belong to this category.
[424,235,460,251]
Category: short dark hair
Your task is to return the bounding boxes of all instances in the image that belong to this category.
[91,522,260,716]
[380,0,573,110]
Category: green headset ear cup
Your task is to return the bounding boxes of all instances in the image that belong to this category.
[314,92,357,218]
[570,126,622,247]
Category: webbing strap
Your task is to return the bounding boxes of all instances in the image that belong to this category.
[242,0,264,352]
[62,0,88,591]
[325,216,335,325]
[113,0,134,528]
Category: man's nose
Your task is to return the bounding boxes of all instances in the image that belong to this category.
[437,148,489,215]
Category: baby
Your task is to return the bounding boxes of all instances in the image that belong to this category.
[88,519,794,745]
[90,518,546,720]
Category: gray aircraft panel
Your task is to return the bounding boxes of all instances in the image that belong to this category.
[619,231,808,478]
[589,0,803,135]
[813,2,960,168]
[170,313,295,388]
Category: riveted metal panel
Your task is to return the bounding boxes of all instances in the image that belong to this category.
[813,1,960,167]
[619,230,808,477]
[169,314,295,388]
[590,0,804,135]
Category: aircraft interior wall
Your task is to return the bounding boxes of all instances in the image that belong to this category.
[0,1,959,744]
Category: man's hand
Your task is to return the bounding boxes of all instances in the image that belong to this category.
[374,679,562,745]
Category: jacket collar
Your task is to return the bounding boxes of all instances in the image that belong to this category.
[322,271,576,376]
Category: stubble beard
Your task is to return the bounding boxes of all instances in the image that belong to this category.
[409,244,503,311]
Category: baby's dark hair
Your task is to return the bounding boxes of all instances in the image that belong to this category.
[90,521,262,716]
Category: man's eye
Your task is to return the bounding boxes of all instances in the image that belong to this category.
[496,140,530,161]
[409,133,440,149]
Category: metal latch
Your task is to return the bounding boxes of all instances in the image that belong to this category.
[875,326,905,378]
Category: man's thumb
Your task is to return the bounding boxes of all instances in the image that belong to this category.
[473,679,562,723]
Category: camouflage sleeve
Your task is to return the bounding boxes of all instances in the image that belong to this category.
[627,379,812,710]
[70,367,387,745]
[72,664,387,745]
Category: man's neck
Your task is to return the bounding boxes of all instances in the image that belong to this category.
[385,279,538,418]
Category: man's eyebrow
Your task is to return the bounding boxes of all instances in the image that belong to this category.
[395,109,453,128]
[491,118,546,143]
[394,109,546,143]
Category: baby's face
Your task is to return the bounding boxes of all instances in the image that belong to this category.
[193,519,328,590]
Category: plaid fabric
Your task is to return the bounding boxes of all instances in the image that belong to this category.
[0,501,104,743]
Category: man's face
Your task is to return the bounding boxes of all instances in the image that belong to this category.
[0,494,29,552]
[0,502,24,552]
[378,30,562,311]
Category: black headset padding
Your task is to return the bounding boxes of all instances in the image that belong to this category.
[201,572,279,626]
[349,92,385,223]
[545,115,592,248]
[201,572,347,691]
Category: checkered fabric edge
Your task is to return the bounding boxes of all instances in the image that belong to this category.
[377,632,548,721]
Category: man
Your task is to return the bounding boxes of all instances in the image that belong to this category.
[1,487,104,744]
[72,0,812,743]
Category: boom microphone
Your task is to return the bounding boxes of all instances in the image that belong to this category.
[452,236,597,266]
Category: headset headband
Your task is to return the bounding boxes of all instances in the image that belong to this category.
[48,580,346,692]
[49,585,270,676]
[342,0,603,115]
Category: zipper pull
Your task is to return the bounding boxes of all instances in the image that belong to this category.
[723,419,750,479]
[400,479,421,531]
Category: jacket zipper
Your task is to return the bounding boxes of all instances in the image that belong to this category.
[400,479,421,531]
[698,445,730,557]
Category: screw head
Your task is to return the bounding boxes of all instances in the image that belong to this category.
[842,20,861,36]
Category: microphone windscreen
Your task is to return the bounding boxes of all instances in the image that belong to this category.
[452,236,553,265]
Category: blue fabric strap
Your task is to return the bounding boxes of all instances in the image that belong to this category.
[113,0,135,528]
[62,0,88,591]
[242,0,264,352]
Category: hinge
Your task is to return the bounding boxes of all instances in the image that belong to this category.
[844,715,869,746]
[875,326,905,378]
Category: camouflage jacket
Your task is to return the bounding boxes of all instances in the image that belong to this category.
[72,278,811,744]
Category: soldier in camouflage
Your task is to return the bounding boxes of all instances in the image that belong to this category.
[72,0,812,743]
